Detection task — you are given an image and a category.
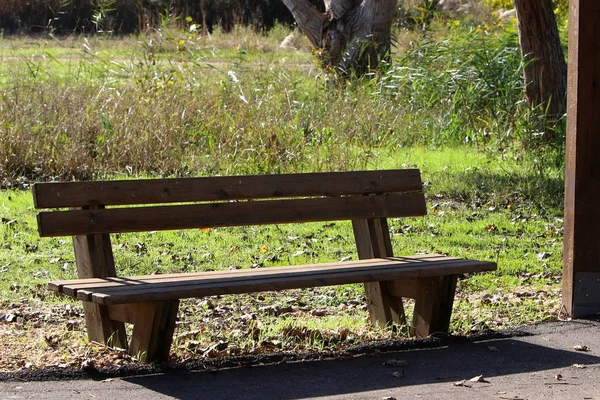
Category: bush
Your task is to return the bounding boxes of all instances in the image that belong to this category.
[376,28,524,147]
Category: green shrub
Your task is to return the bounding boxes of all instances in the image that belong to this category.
[376,28,524,147]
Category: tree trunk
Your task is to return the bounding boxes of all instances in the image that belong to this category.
[514,0,567,120]
[281,0,397,76]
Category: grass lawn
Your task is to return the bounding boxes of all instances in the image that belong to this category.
[0,147,564,371]
[0,13,568,371]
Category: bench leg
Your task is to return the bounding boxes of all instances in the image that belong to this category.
[82,302,127,349]
[352,218,407,328]
[128,300,180,362]
[364,282,406,328]
[412,275,458,337]
[73,232,128,350]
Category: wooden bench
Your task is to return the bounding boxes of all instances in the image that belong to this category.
[33,170,497,362]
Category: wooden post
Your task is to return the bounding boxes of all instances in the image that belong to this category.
[412,275,457,337]
[128,301,180,362]
[73,230,127,348]
[562,0,600,318]
[352,218,406,327]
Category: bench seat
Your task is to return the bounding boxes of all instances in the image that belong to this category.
[49,255,496,306]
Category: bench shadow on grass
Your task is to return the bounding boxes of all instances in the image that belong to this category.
[124,322,600,400]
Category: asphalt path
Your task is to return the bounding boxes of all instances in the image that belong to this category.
[2,320,600,400]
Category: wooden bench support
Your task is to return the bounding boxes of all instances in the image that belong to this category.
[101,301,180,361]
[353,218,407,328]
[412,275,458,337]
[81,302,128,349]
[73,230,128,349]
[364,281,406,328]
[387,275,460,337]
[128,301,180,362]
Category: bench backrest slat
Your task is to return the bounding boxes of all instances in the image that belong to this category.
[37,192,426,237]
[32,170,422,208]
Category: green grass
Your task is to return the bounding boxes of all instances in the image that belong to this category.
[0,13,568,370]
[0,147,564,333]
[1,19,560,183]
[0,144,563,303]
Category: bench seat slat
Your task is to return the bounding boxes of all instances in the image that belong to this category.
[53,254,455,296]
[48,256,497,306]
[33,170,423,208]
[37,192,426,237]
[53,257,402,295]
[88,258,495,305]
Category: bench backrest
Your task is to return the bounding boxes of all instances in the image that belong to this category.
[33,170,426,237]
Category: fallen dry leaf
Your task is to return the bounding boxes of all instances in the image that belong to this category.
[574,345,590,352]
[453,380,471,387]
[468,375,489,383]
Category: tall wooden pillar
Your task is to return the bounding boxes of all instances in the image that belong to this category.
[562,0,600,317]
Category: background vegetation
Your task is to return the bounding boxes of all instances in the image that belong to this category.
[0,0,300,35]
[0,1,569,371]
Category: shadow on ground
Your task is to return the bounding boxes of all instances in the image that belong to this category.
[2,321,599,400]
[123,321,600,400]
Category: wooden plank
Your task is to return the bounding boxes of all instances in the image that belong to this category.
[50,256,471,295]
[33,169,423,208]
[50,256,407,293]
[37,193,427,237]
[411,277,441,337]
[562,0,600,318]
[352,218,404,327]
[71,217,127,349]
[58,259,394,296]
[53,257,423,292]
[54,256,492,299]
[387,279,419,299]
[73,258,496,305]
[75,259,477,300]
[128,301,179,362]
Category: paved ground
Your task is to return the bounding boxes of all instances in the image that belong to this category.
[1,320,600,400]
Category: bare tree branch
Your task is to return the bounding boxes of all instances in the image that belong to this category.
[282,0,396,76]
[325,0,359,19]
[281,0,325,47]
